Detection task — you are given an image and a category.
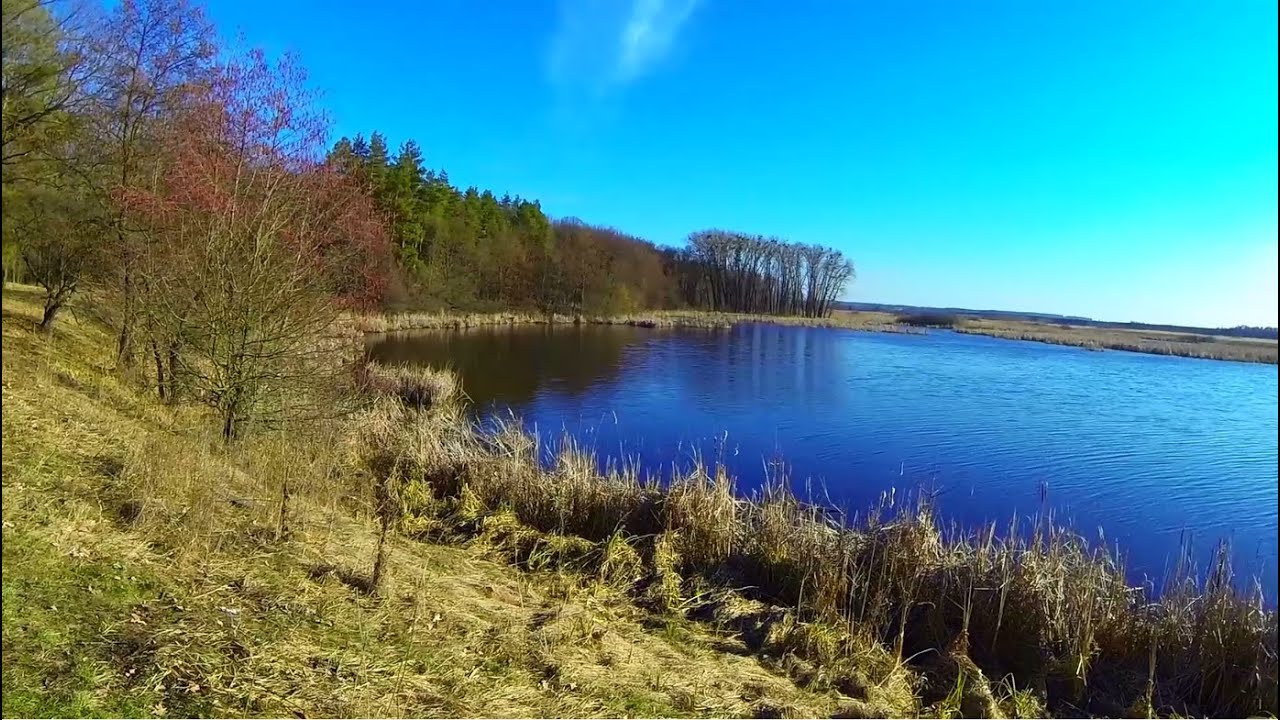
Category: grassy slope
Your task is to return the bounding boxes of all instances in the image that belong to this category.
[0,286,847,718]
[7,285,1274,719]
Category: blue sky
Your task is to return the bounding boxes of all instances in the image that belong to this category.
[204,0,1277,327]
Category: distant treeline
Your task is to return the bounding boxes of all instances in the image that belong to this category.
[328,133,855,317]
[838,302,1091,324]
[894,312,957,328]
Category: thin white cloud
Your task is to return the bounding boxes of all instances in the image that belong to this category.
[547,0,701,93]
[617,0,700,83]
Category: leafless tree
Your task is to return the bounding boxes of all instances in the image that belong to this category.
[78,0,216,367]
[123,51,388,439]
[673,230,855,317]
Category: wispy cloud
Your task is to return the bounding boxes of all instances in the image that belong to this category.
[616,0,700,83]
[547,0,701,94]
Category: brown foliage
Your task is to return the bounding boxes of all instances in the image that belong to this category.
[118,48,391,437]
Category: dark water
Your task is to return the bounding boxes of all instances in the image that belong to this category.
[368,323,1279,601]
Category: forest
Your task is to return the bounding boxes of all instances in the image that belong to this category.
[327,133,855,316]
[1,0,854,436]
[2,0,857,333]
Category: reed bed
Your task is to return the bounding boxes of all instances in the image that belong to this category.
[355,361,1278,718]
[352,309,921,334]
[355,308,1274,362]
[956,321,1278,364]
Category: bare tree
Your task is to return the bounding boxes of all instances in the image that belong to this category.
[79,0,216,367]
[1,0,102,180]
[122,50,389,439]
[672,230,855,317]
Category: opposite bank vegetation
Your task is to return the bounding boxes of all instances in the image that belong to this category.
[3,287,1275,719]
[353,308,1277,365]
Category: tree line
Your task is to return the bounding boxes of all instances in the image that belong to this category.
[326,132,856,317]
[668,231,854,317]
[1,0,857,439]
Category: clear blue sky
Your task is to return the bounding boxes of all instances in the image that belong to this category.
[204,0,1277,327]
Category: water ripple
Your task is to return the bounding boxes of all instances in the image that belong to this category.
[369,323,1280,601]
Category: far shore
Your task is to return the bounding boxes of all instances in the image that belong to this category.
[351,308,924,334]
[952,317,1277,364]
[354,307,1277,364]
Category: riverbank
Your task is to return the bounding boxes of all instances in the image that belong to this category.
[353,308,922,334]
[1,286,855,718]
[954,318,1278,364]
[3,286,1275,718]
[355,307,1277,365]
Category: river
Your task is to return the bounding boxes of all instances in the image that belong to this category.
[367,322,1279,601]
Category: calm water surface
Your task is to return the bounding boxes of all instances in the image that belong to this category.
[368,324,1279,600]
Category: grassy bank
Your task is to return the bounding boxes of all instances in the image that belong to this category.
[354,308,920,335]
[4,285,1275,718]
[955,319,1278,364]
[1,285,861,718]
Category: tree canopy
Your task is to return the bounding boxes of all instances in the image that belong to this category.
[330,132,856,316]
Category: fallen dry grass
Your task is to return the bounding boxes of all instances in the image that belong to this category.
[349,360,1277,718]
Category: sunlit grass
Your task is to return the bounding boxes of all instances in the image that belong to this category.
[4,283,1275,718]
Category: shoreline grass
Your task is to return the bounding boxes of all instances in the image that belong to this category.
[1,286,854,718]
[4,284,1275,718]
[352,308,923,335]
[358,369,1276,717]
[355,306,1277,364]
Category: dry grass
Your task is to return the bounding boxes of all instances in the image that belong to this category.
[357,358,1277,718]
[4,283,1275,718]
[956,318,1278,364]
[353,307,921,335]
[360,362,462,411]
[1,285,848,718]
[357,305,1275,364]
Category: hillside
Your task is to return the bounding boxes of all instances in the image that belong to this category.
[0,285,856,718]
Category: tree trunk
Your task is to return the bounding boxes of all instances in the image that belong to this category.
[222,409,237,442]
[151,340,167,399]
[116,268,135,367]
[39,301,61,332]
[166,344,181,403]
[370,514,390,592]
[276,479,291,541]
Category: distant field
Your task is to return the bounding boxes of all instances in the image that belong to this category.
[952,316,1278,364]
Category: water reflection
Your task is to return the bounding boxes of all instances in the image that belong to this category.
[365,322,1279,601]
[366,324,650,407]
